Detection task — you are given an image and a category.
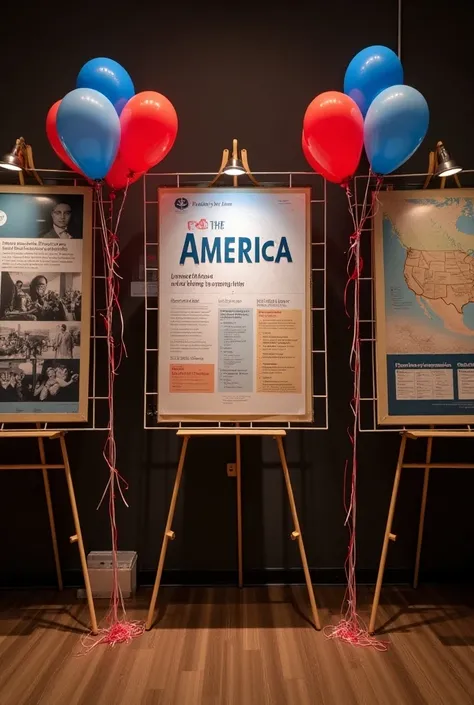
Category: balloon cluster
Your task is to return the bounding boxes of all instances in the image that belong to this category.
[302,45,429,182]
[46,57,178,190]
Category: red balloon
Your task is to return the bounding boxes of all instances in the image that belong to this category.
[105,152,144,191]
[46,100,82,173]
[303,91,364,184]
[301,131,319,171]
[119,91,178,173]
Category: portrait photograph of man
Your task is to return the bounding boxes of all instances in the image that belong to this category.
[40,201,76,239]
[0,192,84,239]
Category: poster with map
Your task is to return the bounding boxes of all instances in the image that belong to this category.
[374,189,474,425]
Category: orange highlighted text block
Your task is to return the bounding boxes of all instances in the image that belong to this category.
[169,364,215,393]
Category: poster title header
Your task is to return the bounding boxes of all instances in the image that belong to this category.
[179,233,293,265]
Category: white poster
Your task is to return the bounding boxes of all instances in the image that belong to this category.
[158,187,311,421]
[0,186,92,422]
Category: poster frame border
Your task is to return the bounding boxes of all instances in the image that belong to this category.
[0,184,92,423]
[157,186,313,423]
[374,187,474,426]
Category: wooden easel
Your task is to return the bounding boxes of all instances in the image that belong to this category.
[369,429,474,633]
[145,429,321,631]
[369,163,466,632]
[0,426,98,634]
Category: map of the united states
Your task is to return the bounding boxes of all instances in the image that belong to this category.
[383,196,474,341]
[404,248,474,314]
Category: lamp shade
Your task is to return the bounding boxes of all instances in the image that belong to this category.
[0,145,22,171]
[435,141,461,178]
[224,157,245,176]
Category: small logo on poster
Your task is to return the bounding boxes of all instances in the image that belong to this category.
[174,197,189,210]
[187,218,208,230]
[0,210,7,226]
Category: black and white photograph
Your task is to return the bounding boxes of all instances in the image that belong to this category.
[0,193,84,239]
[0,272,82,321]
[0,358,80,403]
[0,323,80,359]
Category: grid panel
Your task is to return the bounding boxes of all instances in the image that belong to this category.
[144,171,327,431]
[0,168,109,432]
[357,169,474,432]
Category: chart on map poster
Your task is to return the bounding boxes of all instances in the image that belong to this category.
[374,189,474,425]
[0,186,92,422]
[157,187,312,421]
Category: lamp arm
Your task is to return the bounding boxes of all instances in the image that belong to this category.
[422,150,435,189]
[23,144,43,185]
[208,149,230,188]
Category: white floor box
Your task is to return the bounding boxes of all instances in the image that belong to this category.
[77,551,137,599]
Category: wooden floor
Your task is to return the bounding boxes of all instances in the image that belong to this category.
[0,585,473,704]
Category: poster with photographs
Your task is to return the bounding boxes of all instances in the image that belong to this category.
[0,186,92,421]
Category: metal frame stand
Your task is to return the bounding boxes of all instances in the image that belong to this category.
[143,170,328,432]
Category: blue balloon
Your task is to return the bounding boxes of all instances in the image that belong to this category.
[344,45,403,117]
[57,88,120,180]
[364,85,429,175]
[77,57,135,115]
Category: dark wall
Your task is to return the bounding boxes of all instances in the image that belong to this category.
[1,1,474,587]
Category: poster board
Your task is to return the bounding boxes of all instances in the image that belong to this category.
[157,187,312,422]
[374,188,474,425]
[0,185,92,422]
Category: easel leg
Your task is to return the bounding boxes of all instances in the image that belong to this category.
[146,435,189,630]
[236,435,243,588]
[413,436,433,589]
[37,428,63,590]
[276,436,321,630]
[369,433,407,634]
[60,434,98,635]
